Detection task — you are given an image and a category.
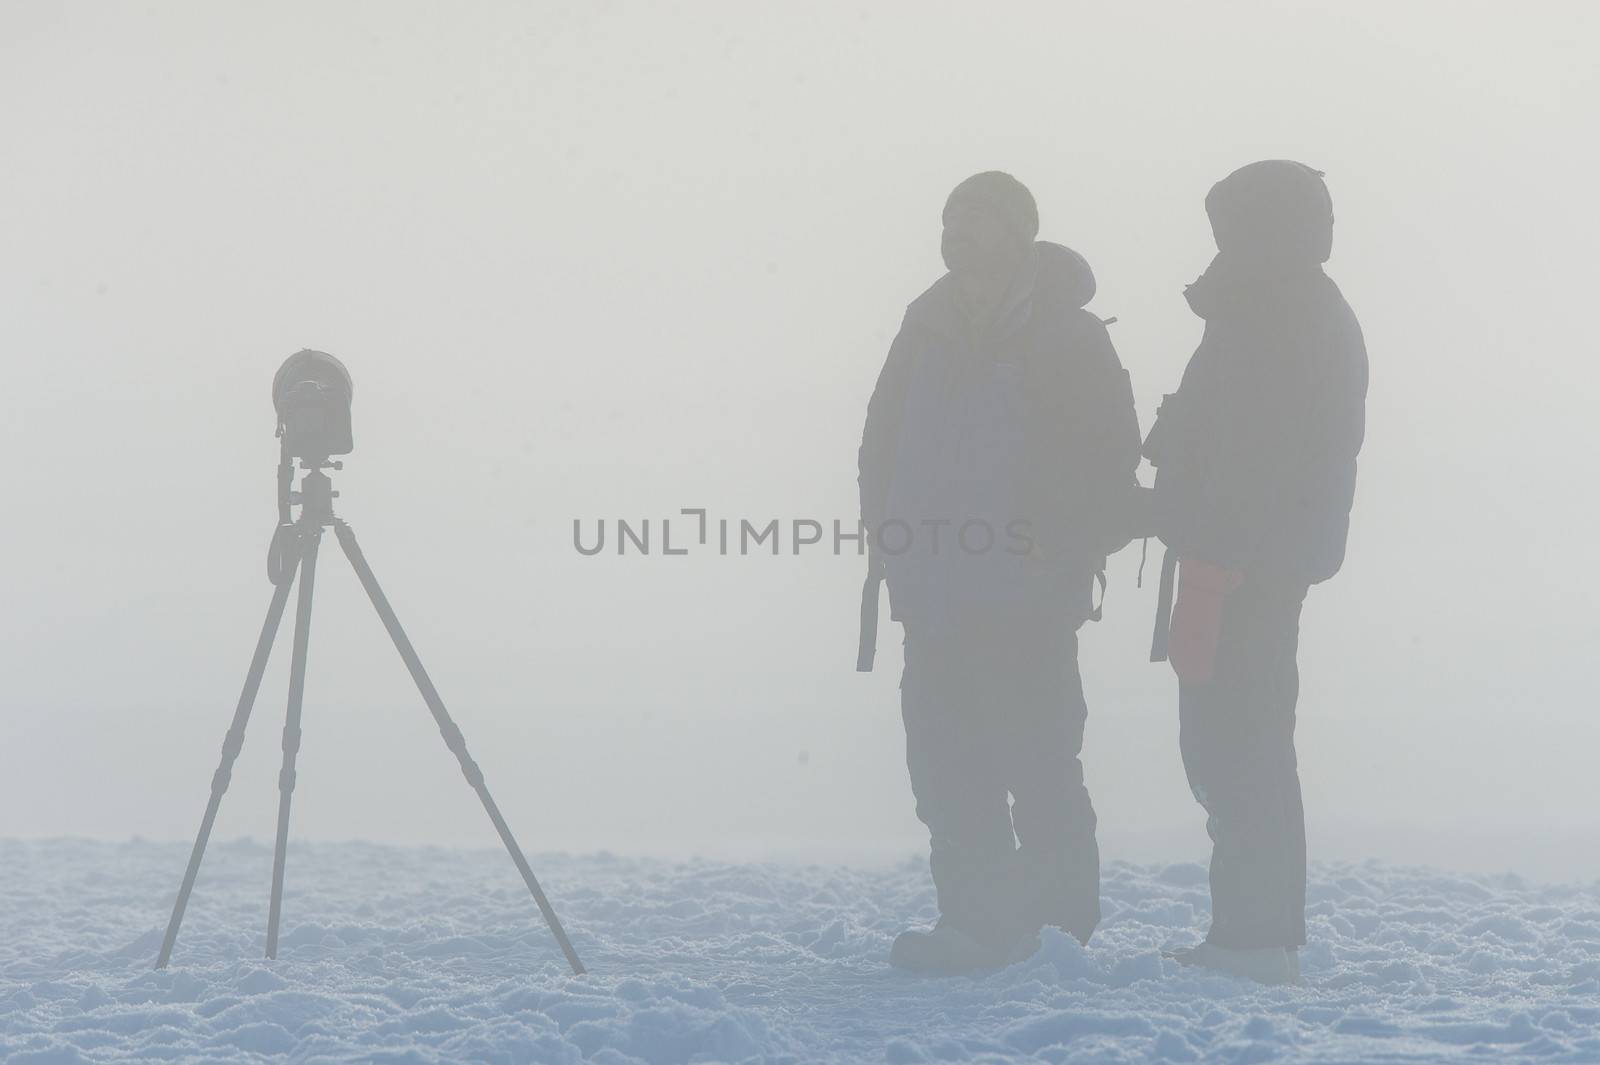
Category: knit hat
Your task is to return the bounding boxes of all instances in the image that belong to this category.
[943,171,1039,242]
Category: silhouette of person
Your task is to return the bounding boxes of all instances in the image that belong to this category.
[858,172,1140,973]
[1144,160,1368,984]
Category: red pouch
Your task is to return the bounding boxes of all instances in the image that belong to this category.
[1168,560,1244,683]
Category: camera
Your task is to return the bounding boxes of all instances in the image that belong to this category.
[272,349,353,460]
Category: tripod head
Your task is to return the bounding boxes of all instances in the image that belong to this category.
[287,456,343,526]
[268,452,345,584]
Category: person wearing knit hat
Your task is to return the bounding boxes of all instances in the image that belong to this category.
[857,173,1143,974]
[939,171,1041,331]
[1142,160,1368,985]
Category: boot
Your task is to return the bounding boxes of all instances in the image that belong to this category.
[1168,942,1295,985]
[889,919,1038,975]
[905,838,1031,975]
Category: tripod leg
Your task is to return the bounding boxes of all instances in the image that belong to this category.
[155,549,301,969]
[332,520,587,975]
[265,527,322,960]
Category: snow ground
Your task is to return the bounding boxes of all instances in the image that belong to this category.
[3,839,1599,1064]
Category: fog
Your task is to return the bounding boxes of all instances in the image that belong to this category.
[3,1,1596,881]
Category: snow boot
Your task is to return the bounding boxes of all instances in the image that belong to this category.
[889,920,1037,975]
[1167,942,1296,985]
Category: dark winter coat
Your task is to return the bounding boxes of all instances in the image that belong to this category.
[858,242,1141,626]
[1144,254,1368,584]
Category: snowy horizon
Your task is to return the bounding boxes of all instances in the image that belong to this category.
[5,839,1599,1063]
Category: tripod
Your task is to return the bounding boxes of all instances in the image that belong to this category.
[154,458,585,974]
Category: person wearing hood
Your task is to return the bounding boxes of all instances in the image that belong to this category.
[1144,160,1368,984]
[857,171,1141,973]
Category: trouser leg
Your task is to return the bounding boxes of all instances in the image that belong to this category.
[902,622,1016,943]
[1004,626,1101,944]
[1179,581,1307,949]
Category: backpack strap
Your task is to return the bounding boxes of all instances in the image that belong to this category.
[1149,546,1178,662]
[856,556,883,672]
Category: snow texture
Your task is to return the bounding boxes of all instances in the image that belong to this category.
[3,839,1599,1063]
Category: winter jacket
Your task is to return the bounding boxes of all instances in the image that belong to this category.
[858,242,1141,627]
[1144,253,1368,585]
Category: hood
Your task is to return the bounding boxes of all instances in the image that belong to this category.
[1034,241,1096,309]
[1205,159,1333,266]
[907,241,1097,339]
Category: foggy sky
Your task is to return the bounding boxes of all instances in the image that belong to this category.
[3,1,1597,879]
